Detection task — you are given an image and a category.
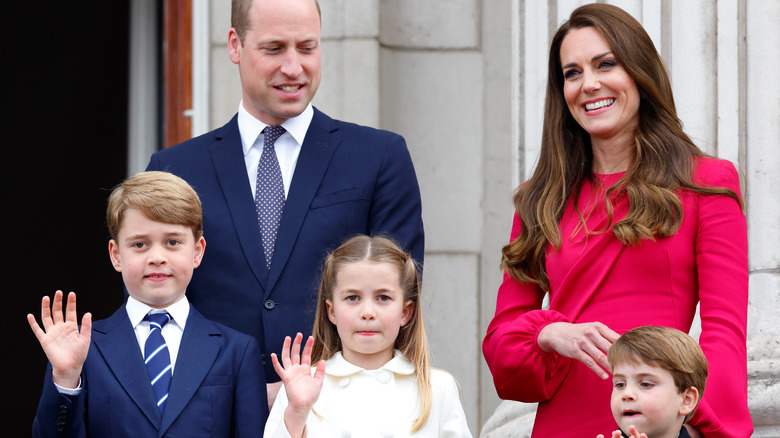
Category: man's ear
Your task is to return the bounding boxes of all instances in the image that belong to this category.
[679,386,700,417]
[228,28,243,64]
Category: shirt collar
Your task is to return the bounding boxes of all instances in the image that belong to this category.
[125,295,190,330]
[237,101,314,156]
[324,350,415,377]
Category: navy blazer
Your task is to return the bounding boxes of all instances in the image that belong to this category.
[32,305,267,437]
[146,108,424,379]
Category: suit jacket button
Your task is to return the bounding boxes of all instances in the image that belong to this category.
[263,299,276,310]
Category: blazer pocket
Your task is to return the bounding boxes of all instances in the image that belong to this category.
[201,373,232,387]
[310,187,365,209]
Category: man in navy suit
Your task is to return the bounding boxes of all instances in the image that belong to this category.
[146,0,424,406]
[29,171,266,437]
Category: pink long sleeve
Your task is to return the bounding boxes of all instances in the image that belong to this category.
[687,159,752,437]
[482,213,573,402]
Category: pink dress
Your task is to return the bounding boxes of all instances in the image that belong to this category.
[482,157,752,437]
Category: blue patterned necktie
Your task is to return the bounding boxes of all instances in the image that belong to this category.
[255,125,286,268]
[144,312,172,414]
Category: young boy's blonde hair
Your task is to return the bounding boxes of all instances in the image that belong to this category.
[311,235,431,433]
[608,325,708,422]
[106,171,203,240]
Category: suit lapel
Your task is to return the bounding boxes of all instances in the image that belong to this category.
[91,308,161,428]
[266,109,340,294]
[209,117,269,287]
[159,307,222,435]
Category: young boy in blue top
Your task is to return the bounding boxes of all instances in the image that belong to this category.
[28,171,268,437]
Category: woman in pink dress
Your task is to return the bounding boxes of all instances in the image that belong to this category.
[482,4,751,437]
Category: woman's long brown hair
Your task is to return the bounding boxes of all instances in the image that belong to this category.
[502,3,741,291]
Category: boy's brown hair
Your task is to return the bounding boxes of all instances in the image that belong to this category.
[106,171,203,240]
[608,325,708,422]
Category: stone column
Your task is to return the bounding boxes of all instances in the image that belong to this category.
[379,1,483,433]
[745,1,780,436]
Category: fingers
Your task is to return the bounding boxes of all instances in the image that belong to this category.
[40,295,53,331]
[627,425,644,438]
[280,335,292,366]
[612,431,623,438]
[271,353,284,376]
[27,313,45,343]
[312,359,326,386]
[80,312,92,343]
[51,290,64,324]
[290,332,303,365]
[65,292,78,323]
[576,350,610,380]
[300,336,315,367]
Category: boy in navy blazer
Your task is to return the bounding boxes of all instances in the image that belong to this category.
[28,171,267,437]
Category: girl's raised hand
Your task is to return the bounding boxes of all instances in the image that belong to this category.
[271,333,326,438]
[27,291,92,389]
[596,430,624,438]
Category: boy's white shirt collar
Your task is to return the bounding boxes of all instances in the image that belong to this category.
[324,350,415,377]
[237,101,313,155]
[126,295,190,330]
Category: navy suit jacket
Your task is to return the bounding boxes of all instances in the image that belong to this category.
[146,108,424,379]
[33,305,267,437]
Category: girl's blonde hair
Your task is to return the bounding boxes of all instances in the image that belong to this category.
[311,235,432,433]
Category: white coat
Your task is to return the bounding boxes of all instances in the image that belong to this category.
[264,350,473,437]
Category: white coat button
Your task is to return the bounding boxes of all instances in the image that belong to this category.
[339,377,350,387]
[377,371,391,384]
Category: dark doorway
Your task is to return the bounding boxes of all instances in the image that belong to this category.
[5,2,131,434]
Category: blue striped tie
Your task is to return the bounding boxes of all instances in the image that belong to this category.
[255,125,286,268]
[144,312,172,414]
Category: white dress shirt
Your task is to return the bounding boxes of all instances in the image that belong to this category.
[237,101,314,198]
[264,350,473,438]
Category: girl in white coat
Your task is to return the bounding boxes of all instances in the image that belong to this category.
[264,235,472,438]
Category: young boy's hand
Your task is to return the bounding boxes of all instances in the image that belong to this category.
[27,291,92,389]
[271,333,326,438]
[597,425,647,438]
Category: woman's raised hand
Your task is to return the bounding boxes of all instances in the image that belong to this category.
[537,321,619,379]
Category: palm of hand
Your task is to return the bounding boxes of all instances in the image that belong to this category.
[38,316,91,371]
[279,360,324,409]
[271,333,327,413]
[27,291,92,387]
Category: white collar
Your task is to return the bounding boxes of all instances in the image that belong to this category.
[237,101,313,156]
[125,295,190,330]
[324,350,415,377]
